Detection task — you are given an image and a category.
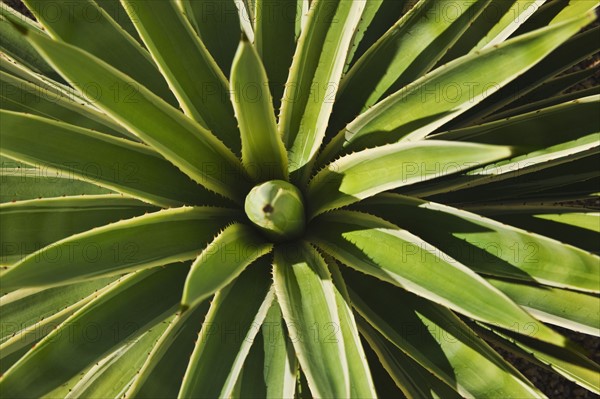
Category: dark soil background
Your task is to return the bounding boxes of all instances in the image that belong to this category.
[2,0,599,397]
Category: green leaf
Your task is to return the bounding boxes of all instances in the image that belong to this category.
[121,0,241,153]
[0,5,61,81]
[181,223,273,310]
[95,0,142,43]
[457,25,600,125]
[307,140,511,217]
[432,95,599,153]
[327,260,379,398]
[491,85,600,120]
[11,24,250,201]
[472,0,547,50]
[416,134,600,197]
[476,322,600,394]
[230,38,288,181]
[358,316,463,399]
[361,336,407,399]
[510,67,599,106]
[126,302,210,399]
[0,196,154,265]
[21,0,176,104]
[255,0,305,111]
[273,242,350,398]
[462,197,599,217]
[180,0,240,77]
[511,0,596,36]
[0,69,133,140]
[320,12,595,160]
[548,1,599,24]
[0,207,237,291]
[330,0,489,135]
[535,212,600,232]
[0,265,187,398]
[1,111,219,208]
[488,277,600,336]
[232,330,268,398]
[348,0,407,67]
[0,277,116,357]
[342,0,385,72]
[346,270,544,398]
[0,54,85,103]
[1,346,30,376]
[354,194,600,293]
[179,262,274,398]
[63,313,172,399]
[493,213,600,254]
[278,0,366,179]
[438,0,547,64]
[425,153,600,204]
[0,165,111,203]
[261,301,298,399]
[309,210,570,348]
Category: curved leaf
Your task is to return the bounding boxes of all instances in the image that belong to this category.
[0,266,186,398]
[413,134,600,199]
[457,25,600,125]
[309,210,570,348]
[181,223,273,310]
[0,5,60,81]
[432,95,600,152]
[493,213,600,254]
[0,207,237,291]
[330,0,489,135]
[0,277,116,357]
[347,270,544,398]
[438,0,547,64]
[230,38,288,181]
[180,0,241,76]
[476,323,600,394]
[354,194,600,293]
[0,165,111,203]
[320,12,595,161]
[229,301,299,398]
[179,262,274,398]
[232,330,268,398]
[1,111,218,207]
[327,260,380,398]
[0,70,133,140]
[121,0,241,152]
[94,0,142,43]
[358,317,463,399]
[125,301,210,399]
[273,242,350,398]
[21,0,176,104]
[307,140,510,217]
[278,0,366,179]
[63,313,171,399]
[344,0,406,72]
[0,196,154,265]
[10,23,249,201]
[260,301,298,399]
[488,278,600,336]
[254,0,305,111]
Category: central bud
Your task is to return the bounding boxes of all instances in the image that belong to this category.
[244,180,306,241]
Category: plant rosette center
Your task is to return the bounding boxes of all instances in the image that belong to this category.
[244,180,306,241]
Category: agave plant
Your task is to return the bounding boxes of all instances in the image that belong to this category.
[1,0,599,397]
